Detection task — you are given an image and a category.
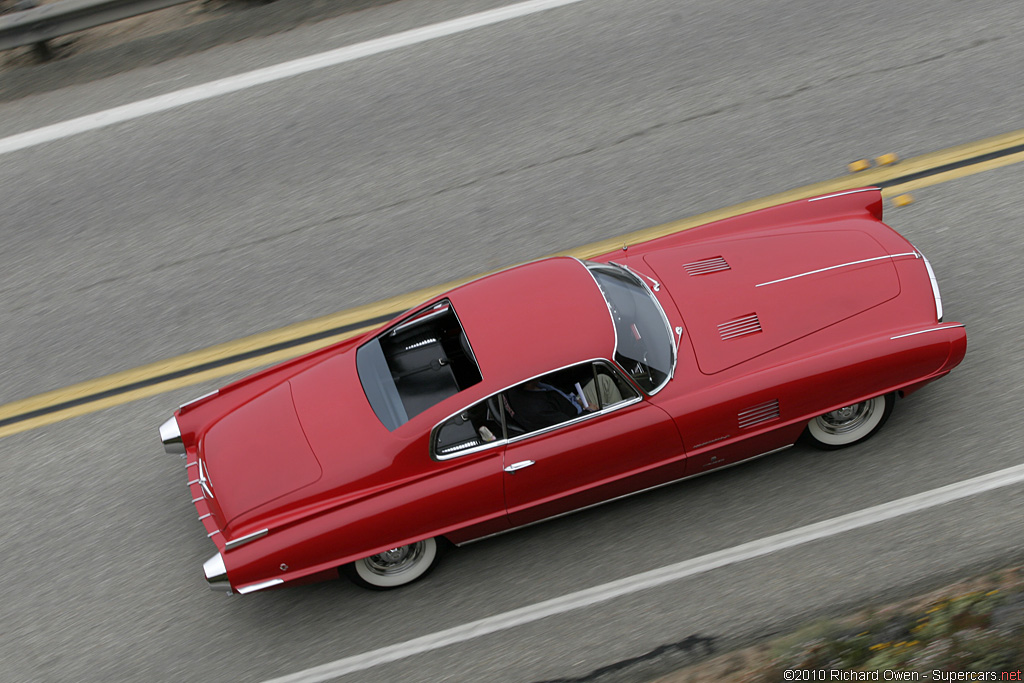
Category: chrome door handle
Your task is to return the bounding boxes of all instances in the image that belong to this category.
[503,460,535,473]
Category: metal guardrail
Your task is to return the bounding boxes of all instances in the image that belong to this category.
[0,0,193,54]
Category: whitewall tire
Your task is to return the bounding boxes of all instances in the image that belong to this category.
[805,394,895,450]
[345,538,441,590]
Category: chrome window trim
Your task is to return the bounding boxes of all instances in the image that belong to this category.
[388,301,450,335]
[430,359,642,460]
[457,445,794,546]
[581,260,676,394]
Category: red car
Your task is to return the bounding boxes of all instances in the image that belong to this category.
[160,188,966,593]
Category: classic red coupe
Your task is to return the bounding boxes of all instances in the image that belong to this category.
[160,187,966,593]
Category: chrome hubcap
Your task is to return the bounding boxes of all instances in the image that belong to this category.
[817,400,873,434]
[364,542,425,576]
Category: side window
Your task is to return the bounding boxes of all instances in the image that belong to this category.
[432,399,504,460]
[502,362,639,436]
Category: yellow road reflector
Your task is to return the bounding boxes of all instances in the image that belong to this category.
[876,153,900,166]
[891,194,915,207]
[847,159,871,173]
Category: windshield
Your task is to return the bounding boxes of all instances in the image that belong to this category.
[586,262,675,393]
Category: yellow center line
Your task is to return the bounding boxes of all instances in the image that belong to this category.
[2,127,1023,438]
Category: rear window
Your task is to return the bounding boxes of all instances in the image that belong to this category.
[357,301,482,430]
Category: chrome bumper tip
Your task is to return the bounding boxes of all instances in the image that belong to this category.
[160,416,185,454]
[204,553,231,593]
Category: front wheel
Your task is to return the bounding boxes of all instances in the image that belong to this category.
[804,393,895,450]
[344,538,442,590]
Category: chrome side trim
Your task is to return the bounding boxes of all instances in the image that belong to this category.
[457,445,794,546]
[807,187,879,201]
[191,496,204,503]
[224,528,269,551]
[891,324,965,340]
[207,530,221,538]
[179,389,219,409]
[756,252,917,288]
[236,579,284,595]
[187,478,200,486]
[186,461,198,469]
[198,513,212,521]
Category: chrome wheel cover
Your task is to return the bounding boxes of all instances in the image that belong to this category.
[815,400,876,435]
[806,394,889,448]
[362,542,427,577]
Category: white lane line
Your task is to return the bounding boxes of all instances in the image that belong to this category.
[0,0,590,157]
[262,462,1024,683]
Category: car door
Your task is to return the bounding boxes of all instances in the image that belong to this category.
[501,361,685,528]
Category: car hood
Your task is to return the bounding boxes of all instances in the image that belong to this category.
[201,381,323,528]
[640,228,903,374]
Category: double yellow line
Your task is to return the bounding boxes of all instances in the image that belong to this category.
[2,128,1023,439]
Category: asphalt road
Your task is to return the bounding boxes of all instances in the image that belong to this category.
[1,0,1022,681]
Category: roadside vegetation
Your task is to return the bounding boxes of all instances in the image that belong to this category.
[663,566,1024,682]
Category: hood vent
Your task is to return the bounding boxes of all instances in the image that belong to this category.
[718,313,762,340]
[684,256,730,276]
[738,399,780,429]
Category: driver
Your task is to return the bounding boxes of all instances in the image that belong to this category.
[505,375,622,433]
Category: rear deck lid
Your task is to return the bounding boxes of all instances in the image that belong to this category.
[201,382,322,528]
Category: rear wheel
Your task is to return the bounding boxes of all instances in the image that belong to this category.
[805,394,895,450]
[344,538,441,590]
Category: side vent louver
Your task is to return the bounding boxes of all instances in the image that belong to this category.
[684,256,730,276]
[738,399,780,429]
[718,313,762,340]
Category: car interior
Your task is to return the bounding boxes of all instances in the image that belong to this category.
[357,300,483,430]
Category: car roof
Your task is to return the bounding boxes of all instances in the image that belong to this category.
[447,257,616,391]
